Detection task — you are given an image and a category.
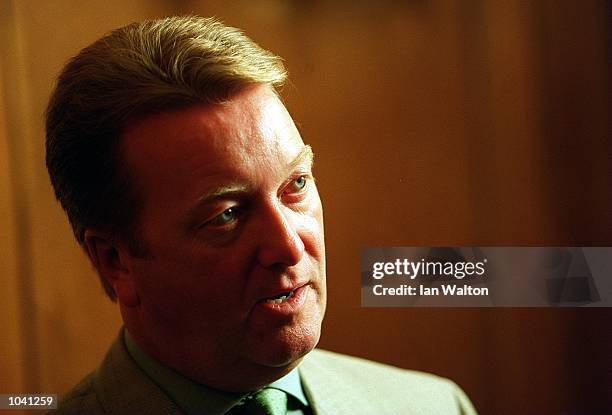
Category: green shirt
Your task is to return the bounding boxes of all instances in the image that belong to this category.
[124,330,310,415]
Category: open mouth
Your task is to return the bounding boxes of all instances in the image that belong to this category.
[264,290,295,305]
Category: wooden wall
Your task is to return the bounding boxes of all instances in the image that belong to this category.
[0,1,175,412]
[1,1,610,414]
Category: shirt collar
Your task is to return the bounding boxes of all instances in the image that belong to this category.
[269,366,309,407]
[124,329,309,415]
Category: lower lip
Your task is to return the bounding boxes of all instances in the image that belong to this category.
[256,284,311,315]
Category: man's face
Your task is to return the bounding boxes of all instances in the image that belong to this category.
[119,85,326,389]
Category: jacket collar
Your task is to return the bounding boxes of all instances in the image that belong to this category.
[93,330,185,415]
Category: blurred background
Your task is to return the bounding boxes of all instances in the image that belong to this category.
[1,1,610,414]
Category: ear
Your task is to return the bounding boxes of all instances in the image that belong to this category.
[84,229,140,307]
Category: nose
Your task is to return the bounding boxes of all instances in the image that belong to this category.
[256,201,305,268]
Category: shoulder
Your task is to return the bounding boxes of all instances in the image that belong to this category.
[303,348,459,393]
[47,331,182,415]
[300,349,477,415]
[46,372,105,414]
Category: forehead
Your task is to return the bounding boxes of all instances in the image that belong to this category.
[119,85,305,204]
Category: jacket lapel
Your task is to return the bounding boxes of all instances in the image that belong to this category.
[299,350,380,415]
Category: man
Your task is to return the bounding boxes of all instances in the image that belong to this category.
[46,16,477,414]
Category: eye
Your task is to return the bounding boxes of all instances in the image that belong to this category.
[207,207,238,227]
[290,175,307,192]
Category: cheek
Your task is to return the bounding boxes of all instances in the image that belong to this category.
[302,194,325,257]
[133,251,248,323]
[301,215,325,258]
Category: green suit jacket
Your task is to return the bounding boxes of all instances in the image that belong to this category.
[52,335,477,414]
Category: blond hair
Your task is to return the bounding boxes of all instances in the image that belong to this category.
[46,16,287,300]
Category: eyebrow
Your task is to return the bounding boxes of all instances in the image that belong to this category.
[285,144,314,177]
[196,183,252,203]
[188,144,315,214]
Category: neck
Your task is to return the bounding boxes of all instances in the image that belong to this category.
[123,325,303,392]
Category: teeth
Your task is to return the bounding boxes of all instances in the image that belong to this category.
[265,290,295,304]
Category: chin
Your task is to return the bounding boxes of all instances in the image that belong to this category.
[249,323,321,369]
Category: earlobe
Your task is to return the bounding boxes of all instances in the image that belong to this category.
[84,230,140,307]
